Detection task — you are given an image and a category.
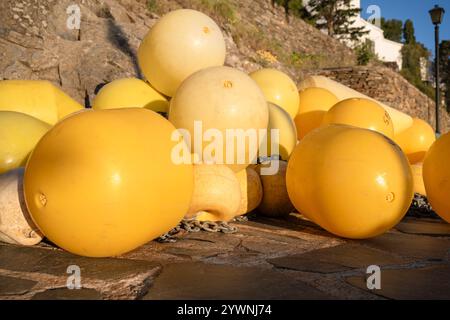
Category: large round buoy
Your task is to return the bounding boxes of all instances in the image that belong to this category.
[423,132,450,223]
[256,160,294,218]
[322,98,395,139]
[0,111,51,174]
[92,78,169,113]
[286,124,413,239]
[249,68,299,119]
[294,87,338,139]
[138,9,226,97]
[394,118,436,164]
[169,66,269,172]
[24,108,194,257]
[266,102,297,160]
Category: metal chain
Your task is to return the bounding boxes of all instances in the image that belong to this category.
[157,215,248,243]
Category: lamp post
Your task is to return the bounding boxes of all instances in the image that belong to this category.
[429,5,445,135]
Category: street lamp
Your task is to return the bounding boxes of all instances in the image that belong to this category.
[429,5,445,135]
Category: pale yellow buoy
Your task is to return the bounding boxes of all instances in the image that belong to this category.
[0,80,83,125]
[394,118,436,164]
[0,168,43,246]
[235,167,263,216]
[92,78,169,113]
[169,66,269,172]
[250,68,299,119]
[186,164,241,222]
[0,111,51,175]
[256,160,294,218]
[294,87,339,139]
[138,9,226,97]
[322,98,395,139]
[266,102,298,160]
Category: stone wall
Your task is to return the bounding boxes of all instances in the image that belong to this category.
[0,0,357,104]
[308,66,450,134]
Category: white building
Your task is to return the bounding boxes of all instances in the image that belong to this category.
[303,0,403,69]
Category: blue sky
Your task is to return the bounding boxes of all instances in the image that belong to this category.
[360,0,450,55]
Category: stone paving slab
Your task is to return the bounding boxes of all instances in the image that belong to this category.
[267,243,413,274]
[1,216,449,300]
[144,262,333,300]
[356,232,450,261]
[0,275,37,296]
[31,288,102,300]
[395,219,450,237]
[346,264,450,300]
[0,243,161,299]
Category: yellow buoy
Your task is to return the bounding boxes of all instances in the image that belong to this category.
[186,164,241,222]
[266,102,297,160]
[249,68,299,119]
[0,80,83,125]
[298,75,413,134]
[236,167,263,216]
[169,66,269,172]
[322,98,395,139]
[394,118,436,164]
[294,87,338,139]
[411,163,426,196]
[423,132,450,223]
[256,160,294,218]
[92,78,169,113]
[24,108,194,257]
[138,9,226,97]
[0,111,51,174]
[286,124,413,239]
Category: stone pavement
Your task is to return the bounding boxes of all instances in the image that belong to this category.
[0,215,449,300]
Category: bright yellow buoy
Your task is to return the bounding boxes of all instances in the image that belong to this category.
[266,102,297,160]
[24,108,194,257]
[322,98,395,139]
[394,118,436,164]
[423,132,450,223]
[286,124,413,239]
[92,78,169,113]
[169,66,269,172]
[411,163,426,196]
[138,9,226,97]
[249,68,299,119]
[0,111,51,174]
[294,87,338,139]
[0,80,83,124]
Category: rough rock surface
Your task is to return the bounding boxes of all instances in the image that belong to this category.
[0,0,355,105]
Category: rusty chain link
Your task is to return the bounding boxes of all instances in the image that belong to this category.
[157,215,249,243]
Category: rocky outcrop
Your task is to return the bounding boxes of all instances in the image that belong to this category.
[0,0,356,106]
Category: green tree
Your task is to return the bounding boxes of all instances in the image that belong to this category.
[304,0,368,41]
[271,0,304,21]
[440,40,450,111]
[380,18,403,42]
[403,19,416,44]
